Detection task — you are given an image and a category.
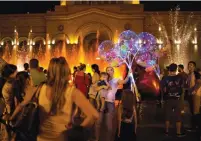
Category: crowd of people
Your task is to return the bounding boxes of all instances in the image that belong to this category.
[0,44,200,141]
[160,62,201,139]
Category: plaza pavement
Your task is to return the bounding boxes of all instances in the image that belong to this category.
[134,101,198,141]
[98,101,199,141]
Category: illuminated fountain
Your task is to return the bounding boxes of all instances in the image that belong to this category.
[1,29,125,78]
[153,6,197,67]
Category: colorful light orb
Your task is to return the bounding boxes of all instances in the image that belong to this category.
[119,30,138,41]
[98,40,115,59]
[104,48,119,62]
[136,52,157,73]
[108,57,124,67]
[117,30,139,59]
[138,32,157,53]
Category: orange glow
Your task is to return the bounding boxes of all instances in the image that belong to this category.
[152,80,160,92]
[4,31,126,78]
[114,30,119,44]
[132,0,140,4]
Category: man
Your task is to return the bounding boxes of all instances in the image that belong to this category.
[29,59,46,86]
[186,61,201,132]
[23,63,30,73]
[178,64,188,80]
[95,66,130,141]
[162,63,185,137]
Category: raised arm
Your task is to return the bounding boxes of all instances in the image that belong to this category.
[192,72,201,94]
[118,71,131,85]
[192,80,201,94]
[72,88,99,127]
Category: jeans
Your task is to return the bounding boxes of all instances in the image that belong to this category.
[95,102,115,141]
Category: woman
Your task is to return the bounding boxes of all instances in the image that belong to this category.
[117,90,137,141]
[74,64,90,97]
[88,64,100,106]
[0,64,17,141]
[10,57,99,141]
[12,71,31,105]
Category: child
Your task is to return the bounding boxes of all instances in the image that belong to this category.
[117,90,137,141]
[96,72,111,112]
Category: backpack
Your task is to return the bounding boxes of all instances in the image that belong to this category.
[12,82,44,141]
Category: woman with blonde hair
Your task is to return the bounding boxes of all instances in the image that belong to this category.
[10,57,99,141]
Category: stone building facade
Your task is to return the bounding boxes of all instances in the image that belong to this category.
[0,2,200,68]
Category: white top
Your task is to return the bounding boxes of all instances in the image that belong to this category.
[105,78,120,103]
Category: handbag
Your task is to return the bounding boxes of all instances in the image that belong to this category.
[12,82,44,141]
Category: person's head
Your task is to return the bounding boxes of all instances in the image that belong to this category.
[73,66,77,72]
[2,64,17,79]
[47,57,71,114]
[87,73,92,78]
[100,72,109,81]
[79,64,86,72]
[169,63,177,74]
[29,59,39,69]
[40,67,44,71]
[15,71,31,89]
[178,64,184,73]
[106,66,114,78]
[64,126,90,141]
[91,64,100,74]
[188,61,196,72]
[166,66,169,71]
[23,63,29,71]
[121,90,136,119]
[77,66,80,71]
[44,69,47,74]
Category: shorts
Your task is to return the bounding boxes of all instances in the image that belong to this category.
[164,99,182,122]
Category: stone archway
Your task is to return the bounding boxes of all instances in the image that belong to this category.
[75,22,113,42]
[52,33,69,44]
[33,37,46,45]
[1,37,13,61]
[83,31,110,52]
[51,33,70,58]
[1,37,13,45]
[18,37,28,52]
[32,37,46,59]
[75,22,112,51]
[75,22,112,64]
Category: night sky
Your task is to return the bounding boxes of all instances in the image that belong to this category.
[0,1,200,14]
